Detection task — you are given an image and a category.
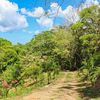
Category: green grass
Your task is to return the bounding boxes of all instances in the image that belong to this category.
[0,72,63,100]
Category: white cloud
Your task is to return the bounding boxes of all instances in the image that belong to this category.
[33,7,45,17]
[47,3,79,24]
[48,2,63,17]
[22,0,99,27]
[85,0,99,6]
[21,8,28,15]
[0,0,28,32]
[79,0,99,11]
[36,16,53,28]
[21,8,34,17]
[48,1,99,24]
[62,6,79,24]
[21,7,45,17]
[50,2,58,8]
[48,3,79,24]
[21,7,52,27]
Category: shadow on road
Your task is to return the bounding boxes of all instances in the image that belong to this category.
[60,81,100,100]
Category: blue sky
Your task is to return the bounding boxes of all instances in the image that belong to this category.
[0,0,100,44]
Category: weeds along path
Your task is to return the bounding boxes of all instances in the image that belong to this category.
[21,71,82,100]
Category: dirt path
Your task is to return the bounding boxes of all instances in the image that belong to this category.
[21,72,82,100]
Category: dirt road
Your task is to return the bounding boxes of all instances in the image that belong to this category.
[21,72,82,100]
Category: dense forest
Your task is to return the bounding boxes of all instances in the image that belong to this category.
[0,5,100,98]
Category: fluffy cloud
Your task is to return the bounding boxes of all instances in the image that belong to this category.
[48,1,99,24]
[22,0,99,27]
[62,6,79,24]
[36,16,53,28]
[85,0,99,5]
[79,0,99,10]
[21,7,45,17]
[50,2,58,8]
[0,0,28,32]
[21,3,56,27]
[48,2,63,17]
[33,7,45,17]
[48,3,79,24]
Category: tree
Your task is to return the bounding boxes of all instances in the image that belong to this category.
[51,27,76,70]
[0,38,22,96]
[80,33,100,85]
[77,6,100,85]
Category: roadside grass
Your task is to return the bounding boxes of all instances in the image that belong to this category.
[0,72,64,100]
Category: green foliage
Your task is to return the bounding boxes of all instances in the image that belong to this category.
[78,6,100,85]
[0,38,12,48]
[51,27,76,70]
[0,38,19,73]
[2,64,21,83]
[27,31,54,56]
[80,34,100,84]
[80,6,97,19]
[80,6,100,34]
[22,64,41,81]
